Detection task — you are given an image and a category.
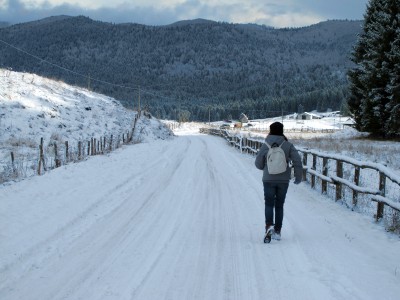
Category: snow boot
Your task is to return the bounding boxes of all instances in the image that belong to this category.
[264,225,274,244]
[272,226,281,241]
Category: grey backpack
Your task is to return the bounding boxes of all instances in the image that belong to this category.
[266,142,287,174]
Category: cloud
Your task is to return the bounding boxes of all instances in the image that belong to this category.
[289,0,368,20]
[0,0,174,24]
[0,0,366,27]
[0,0,82,23]
[168,0,326,28]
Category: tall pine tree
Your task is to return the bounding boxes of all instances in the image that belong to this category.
[386,3,400,136]
[348,0,400,137]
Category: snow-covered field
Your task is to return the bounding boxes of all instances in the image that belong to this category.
[211,115,400,172]
[212,111,352,134]
[1,71,400,299]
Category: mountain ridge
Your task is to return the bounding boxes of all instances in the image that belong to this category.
[0,16,362,121]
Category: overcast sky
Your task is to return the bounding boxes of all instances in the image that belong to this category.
[0,0,369,27]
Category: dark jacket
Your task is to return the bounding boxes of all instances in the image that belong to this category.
[255,135,303,183]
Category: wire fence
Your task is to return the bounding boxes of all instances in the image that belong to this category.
[1,114,141,184]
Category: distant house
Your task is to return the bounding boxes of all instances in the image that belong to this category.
[239,113,249,123]
[342,118,356,128]
[296,112,322,120]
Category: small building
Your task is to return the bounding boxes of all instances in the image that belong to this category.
[342,118,356,128]
[239,113,249,123]
[296,112,322,120]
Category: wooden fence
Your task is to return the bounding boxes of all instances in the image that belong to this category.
[200,128,400,227]
[4,113,141,181]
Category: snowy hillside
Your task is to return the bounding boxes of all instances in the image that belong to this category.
[0,69,173,182]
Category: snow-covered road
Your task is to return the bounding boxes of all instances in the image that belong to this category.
[1,133,399,300]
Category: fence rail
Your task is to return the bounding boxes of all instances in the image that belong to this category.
[201,128,400,229]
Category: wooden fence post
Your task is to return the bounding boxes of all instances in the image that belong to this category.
[54,143,61,167]
[65,141,69,162]
[336,160,343,201]
[38,138,45,175]
[87,141,90,156]
[302,152,308,181]
[376,172,386,221]
[11,152,16,175]
[78,141,82,160]
[311,154,317,188]
[353,166,360,206]
[322,157,328,194]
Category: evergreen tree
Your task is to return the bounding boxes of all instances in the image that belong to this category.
[386,4,400,136]
[348,0,400,137]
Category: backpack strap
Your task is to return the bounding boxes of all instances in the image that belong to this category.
[266,141,285,148]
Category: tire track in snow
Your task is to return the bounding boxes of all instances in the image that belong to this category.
[204,136,271,300]
[127,135,277,300]
[0,142,172,277]
[56,137,212,300]
[1,139,193,299]
[128,137,211,299]
[57,138,193,299]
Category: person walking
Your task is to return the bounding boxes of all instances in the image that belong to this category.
[255,122,303,243]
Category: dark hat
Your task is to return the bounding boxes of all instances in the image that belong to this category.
[269,122,284,135]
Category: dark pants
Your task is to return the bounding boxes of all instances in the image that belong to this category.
[263,182,289,231]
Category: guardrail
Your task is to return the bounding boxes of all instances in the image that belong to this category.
[201,128,400,229]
